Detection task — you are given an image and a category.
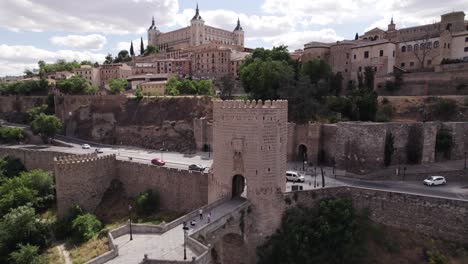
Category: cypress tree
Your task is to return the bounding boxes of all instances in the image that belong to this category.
[355,33,359,40]
[140,37,145,55]
[130,41,135,56]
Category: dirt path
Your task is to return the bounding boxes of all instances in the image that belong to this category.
[57,244,72,264]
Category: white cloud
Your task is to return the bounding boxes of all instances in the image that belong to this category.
[0,44,105,76]
[51,34,107,50]
[260,29,344,50]
[0,0,179,34]
[116,38,148,53]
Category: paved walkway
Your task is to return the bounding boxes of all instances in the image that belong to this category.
[107,198,246,264]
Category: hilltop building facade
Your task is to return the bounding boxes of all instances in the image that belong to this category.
[302,11,468,86]
[147,4,244,52]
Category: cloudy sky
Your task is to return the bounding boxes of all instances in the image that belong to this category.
[1,0,467,76]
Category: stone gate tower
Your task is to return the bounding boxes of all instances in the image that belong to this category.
[210,100,288,238]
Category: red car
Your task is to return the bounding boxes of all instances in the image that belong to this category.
[151,158,165,166]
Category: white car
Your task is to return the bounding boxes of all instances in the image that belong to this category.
[423,176,446,186]
[81,144,91,149]
[286,171,305,182]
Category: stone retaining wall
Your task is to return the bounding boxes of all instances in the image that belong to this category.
[285,186,468,243]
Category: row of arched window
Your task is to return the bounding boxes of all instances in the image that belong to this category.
[401,41,440,52]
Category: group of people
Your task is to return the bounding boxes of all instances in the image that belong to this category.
[186,209,212,228]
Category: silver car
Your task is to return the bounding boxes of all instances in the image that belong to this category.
[423,176,446,186]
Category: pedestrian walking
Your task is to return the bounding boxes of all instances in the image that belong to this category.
[207,211,211,223]
[199,208,203,220]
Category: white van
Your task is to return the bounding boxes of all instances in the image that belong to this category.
[286,171,305,182]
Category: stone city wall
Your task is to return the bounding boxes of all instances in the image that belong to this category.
[326,122,468,174]
[285,186,468,243]
[116,160,209,213]
[286,122,321,164]
[0,146,66,172]
[55,154,116,218]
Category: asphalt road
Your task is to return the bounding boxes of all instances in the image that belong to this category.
[285,171,468,201]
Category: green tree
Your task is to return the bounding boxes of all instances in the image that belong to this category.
[258,198,366,264]
[0,205,52,260]
[56,75,92,94]
[165,78,181,96]
[108,78,128,94]
[144,45,158,56]
[135,189,159,215]
[0,156,25,178]
[30,113,63,140]
[220,74,235,99]
[71,213,102,243]
[240,58,294,100]
[27,105,48,123]
[104,54,113,65]
[9,244,42,264]
[135,89,144,100]
[330,72,344,96]
[178,79,197,94]
[194,80,213,95]
[384,132,395,167]
[45,93,55,114]
[301,59,332,84]
[130,41,135,56]
[140,37,145,55]
[286,74,320,122]
[364,66,375,89]
[114,50,131,63]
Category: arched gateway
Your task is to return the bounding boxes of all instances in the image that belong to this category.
[210,100,288,241]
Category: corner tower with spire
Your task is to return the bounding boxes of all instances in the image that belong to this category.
[147,16,160,47]
[233,17,244,46]
[190,3,206,46]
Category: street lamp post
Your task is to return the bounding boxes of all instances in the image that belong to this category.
[128,205,133,241]
[403,167,407,181]
[161,142,165,160]
[303,160,307,172]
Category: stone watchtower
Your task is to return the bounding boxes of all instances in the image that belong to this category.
[210,100,288,239]
[190,4,206,46]
[147,16,160,47]
[233,18,244,46]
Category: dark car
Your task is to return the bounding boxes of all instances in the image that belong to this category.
[189,164,204,171]
[151,158,165,166]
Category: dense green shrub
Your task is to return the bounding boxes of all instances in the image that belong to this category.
[27,105,49,123]
[0,79,49,96]
[0,126,24,143]
[165,77,214,95]
[0,205,52,261]
[426,249,448,264]
[71,213,102,243]
[9,244,42,264]
[54,205,84,240]
[135,189,159,215]
[376,103,394,122]
[430,98,458,121]
[384,132,395,167]
[0,170,54,215]
[56,75,97,95]
[435,128,453,159]
[257,198,366,264]
[0,156,26,178]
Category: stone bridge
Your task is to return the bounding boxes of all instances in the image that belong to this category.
[86,197,250,264]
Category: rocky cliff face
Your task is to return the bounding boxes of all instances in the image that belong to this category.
[56,96,213,152]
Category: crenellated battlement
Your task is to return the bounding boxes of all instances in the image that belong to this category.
[213,100,288,109]
[54,153,116,165]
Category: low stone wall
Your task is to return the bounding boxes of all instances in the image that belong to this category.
[116,160,209,214]
[285,186,468,243]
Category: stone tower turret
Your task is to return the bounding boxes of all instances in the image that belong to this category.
[191,4,205,46]
[233,17,245,47]
[147,16,160,47]
[386,16,397,41]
